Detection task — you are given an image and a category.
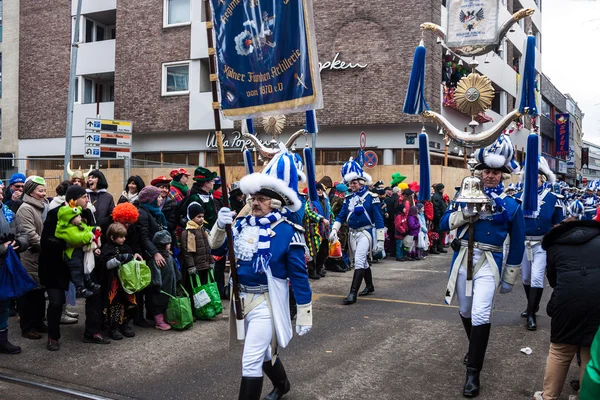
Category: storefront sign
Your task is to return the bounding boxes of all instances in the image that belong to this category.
[567,148,575,168]
[558,160,567,174]
[319,53,368,72]
[210,0,322,119]
[206,131,270,149]
[555,113,570,157]
[446,0,500,48]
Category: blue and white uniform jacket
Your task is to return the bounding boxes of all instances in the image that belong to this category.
[582,194,598,220]
[334,190,384,231]
[516,188,563,239]
[440,192,525,304]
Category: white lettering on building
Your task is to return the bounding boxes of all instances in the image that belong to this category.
[319,53,368,72]
[206,131,271,149]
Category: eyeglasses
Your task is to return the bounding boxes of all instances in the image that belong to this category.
[13,184,24,189]
[250,195,271,203]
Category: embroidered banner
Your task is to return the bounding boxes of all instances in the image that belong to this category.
[446,0,500,48]
[210,0,323,120]
[555,113,570,157]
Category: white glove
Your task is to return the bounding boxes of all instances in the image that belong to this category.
[329,229,338,242]
[374,240,384,253]
[499,280,513,294]
[217,208,234,229]
[296,325,311,336]
[187,267,197,275]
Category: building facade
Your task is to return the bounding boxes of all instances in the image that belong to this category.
[582,140,600,184]
[16,0,542,174]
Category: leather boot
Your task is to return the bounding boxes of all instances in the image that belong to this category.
[343,269,365,305]
[308,262,320,280]
[463,323,491,397]
[262,359,291,400]
[520,284,531,318]
[461,316,472,365]
[358,268,375,296]
[527,288,543,331]
[239,376,263,400]
[0,329,21,354]
[437,239,447,253]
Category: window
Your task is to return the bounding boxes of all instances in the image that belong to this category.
[84,18,111,43]
[74,77,79,103]
[85,19,94,43]
[162,62,190,95]
[164,0,191,27]
[541,99,551,119]
[95,24,105,42]
[491,90,501,114]
[84,78,94,103]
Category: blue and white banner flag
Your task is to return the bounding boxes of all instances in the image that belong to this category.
[446,0,500,48]
[210,0,323,120]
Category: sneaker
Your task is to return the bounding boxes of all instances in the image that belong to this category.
[60,314,78,325]
[83,333,111,344]
[64,309,79,319]
[109,329,123,340]
[47,339,60,351]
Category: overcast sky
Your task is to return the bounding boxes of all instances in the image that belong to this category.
[542,0,600,144]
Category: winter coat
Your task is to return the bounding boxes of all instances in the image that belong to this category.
[432,191,446,231]
[87,190,115,231]
[180,221,211,271]
[117,192,139,205]
[160,197,178,235]
[542,220,600,346]
[394,212,407,240]
[0,203,29,270]
[418,213,428,234]
[15,194,47,284]
[39,206,71,290]
[136,206,163,259]
[407,215,420,237]
[384,194,398,220]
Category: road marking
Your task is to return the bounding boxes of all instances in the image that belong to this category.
[313,293,458,308]
[389,268,447,273]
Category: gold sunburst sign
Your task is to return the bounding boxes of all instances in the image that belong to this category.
[454,73,495,116]
[262,115,286,138]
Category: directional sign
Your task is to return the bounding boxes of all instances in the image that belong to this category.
[84,131,101,145]
[98,147,132,159]
[85,132,132,147]
[84,145,101,158]
[364,150,378,169]
[86,118,133,133]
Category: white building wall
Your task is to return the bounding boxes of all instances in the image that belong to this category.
[0,0,20,158]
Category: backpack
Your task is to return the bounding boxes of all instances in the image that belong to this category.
[394,212,408,238]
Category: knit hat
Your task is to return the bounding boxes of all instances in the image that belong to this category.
[187,202,205,221]
[335,183,348,193]
[23,176,46,195]
[151,176,171,187]
[153,230,172,246]
[193,166,217,183]
[9,173,26,186]
[316,183,325,191]
[66,185,87,202]
[138,186,161,204]
[57,205,83,227]
[112,202,139,224]
[474,134,520,174]
[170,168,190,181]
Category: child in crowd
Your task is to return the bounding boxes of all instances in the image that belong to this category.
[406,206,421,261]
[394,208,408,261]
[101,222,143,340]
[149,230,181,331]
[55,205,101,298]
[180,203,213,305]
[417,203,429,259]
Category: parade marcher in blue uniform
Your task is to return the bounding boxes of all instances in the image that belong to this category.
[566,198,584,220]
[582,181,599,220]
[209,150,312,400]
[516,157,564,331]
[329,158,384,305]
[440,135,525,398]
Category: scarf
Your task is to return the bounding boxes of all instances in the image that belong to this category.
[122,191,139,203]
[141,202,168,228]
[483,183,510,225]
[483,182,504,198]
[234,210,282,273]
[170,180,189,197]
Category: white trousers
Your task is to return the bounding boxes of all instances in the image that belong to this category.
[521,242,546,288]
[349,230,371,270]
[241,299,273,377]
[456,251,497,326]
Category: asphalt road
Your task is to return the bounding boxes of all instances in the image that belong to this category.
[1,253,580,400]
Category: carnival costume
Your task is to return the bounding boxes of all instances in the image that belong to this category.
[209,150,312,400]
[440,135,525,397]
[516,157,563,331]
[330,158,384,305]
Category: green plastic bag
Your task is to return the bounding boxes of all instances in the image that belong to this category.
[161,285,193,330]
[190,269,223,320]
[118,259,151,294]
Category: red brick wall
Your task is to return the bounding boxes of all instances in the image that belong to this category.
[19,0,71,139]
[113,0,190,133]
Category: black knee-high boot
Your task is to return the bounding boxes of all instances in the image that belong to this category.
[343,269,365,305]
[358,268,374,296]
[520,284,531,317]
[262,359,290,400]
[463,323,491,398]
[526,287,543,331]
[239,377,263,400]
[461,316,472,365]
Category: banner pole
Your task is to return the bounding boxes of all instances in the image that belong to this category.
[203,0,245,336]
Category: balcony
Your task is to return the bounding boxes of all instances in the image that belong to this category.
[76,39,115,76]
[73,102,115,137]
[72,0,116,16]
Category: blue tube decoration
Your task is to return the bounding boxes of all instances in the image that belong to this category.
[418,130,431,201]
[305,110,318,134]
[243,119,255,135]
[522,133,539,216]
[243,149,254,175]
[517,35,538,116]
[303,147,318,202]
[403,42,430,115]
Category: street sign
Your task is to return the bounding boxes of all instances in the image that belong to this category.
[84,145,101,158]
[85,132,132,147]
[364,150,378,169]
[85,118,133,133]
[98,146,132,159]
[359,131,367,150]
